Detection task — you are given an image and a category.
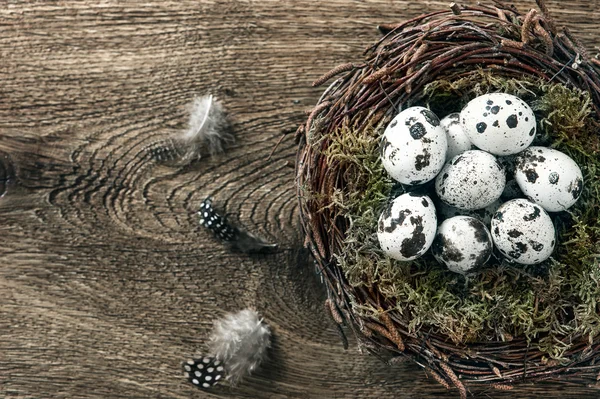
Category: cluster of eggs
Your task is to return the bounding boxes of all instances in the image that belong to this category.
[377,93,584,275]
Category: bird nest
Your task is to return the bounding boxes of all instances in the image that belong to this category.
[296,1,600,396]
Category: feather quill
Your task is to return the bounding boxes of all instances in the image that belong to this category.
[209,309,271,384]
[149,94,234,164]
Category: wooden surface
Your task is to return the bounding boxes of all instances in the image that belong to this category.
[2,1,600,398]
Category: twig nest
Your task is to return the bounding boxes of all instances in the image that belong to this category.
[515,147,584,212]
[432,216,493,274]
[377,193,437,261]
[380,106,447,185]
[435,150,506,210]
[461,93,536,155]
[491,199,556,264]
[297,0,600,392]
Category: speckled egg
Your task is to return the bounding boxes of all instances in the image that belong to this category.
[437,198,502,226]
[461,93,536,155]
[515,146,584,212]
[380,107,448,185]
[435,150,506,210]
[432,216,493,274]
[491,199,556,265]
[440,113,473,160]
[377,193,437,261]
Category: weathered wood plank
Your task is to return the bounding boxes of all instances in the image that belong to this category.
[1,1,600,398]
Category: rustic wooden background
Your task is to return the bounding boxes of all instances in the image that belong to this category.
[2,1,600,398]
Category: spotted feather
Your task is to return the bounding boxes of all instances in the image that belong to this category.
[183,356,225,389]
[198,197,277,253]
[199,198,237,241]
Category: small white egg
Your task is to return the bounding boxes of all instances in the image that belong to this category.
[435,150,506,210]
[377,193,437,261]
[432,216,493,274]
[515,146,584,212]
[461,93,536,155]
[491,199,555,265]
[440,113,473,160]
[437,198,502,226]
[380,106,447,185]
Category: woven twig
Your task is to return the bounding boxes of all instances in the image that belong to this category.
[312,63,356,87]
[491,383,514,391]
[440,362,468,399]
[363,67,392,85]
[379,311,405,351]
[535,0,558,34]
[428,368,452,390]
[326,298,344,325]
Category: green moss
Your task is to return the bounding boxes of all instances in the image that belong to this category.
[325,70,600,360]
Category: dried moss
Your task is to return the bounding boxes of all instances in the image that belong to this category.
[326,71,600,359]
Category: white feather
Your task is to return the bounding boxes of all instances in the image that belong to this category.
[209,309,271,384]
[148,95,233,164]
[163,94,234,164]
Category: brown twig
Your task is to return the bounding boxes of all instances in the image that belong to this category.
[534,19,554,56]
[564,26,590,61]
[377,22,403,34]
[535,0,558,34]
[491,383,514,391]
[312,63,356,87]
[326,298,344,325]
[449,2,461,15]
[440,362,468,399]
[407,43,430,75]
[379,311,405,351]
[520,9,537,44]
[428,368,452,389]
[305,101,331,135]
[501,39,527,50]
[363,66,392,85]
[267,133,287,161]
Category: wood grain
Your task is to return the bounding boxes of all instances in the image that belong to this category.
[1,1,600,398]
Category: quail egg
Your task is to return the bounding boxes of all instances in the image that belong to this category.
[432,216,493,274]
[461,93,536,155]
[440,112,473,160]
[515,146,584,212]
[491,199,556,265]
[435,150,506,210]
[380,106,448,185]
[377,192,437,261]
